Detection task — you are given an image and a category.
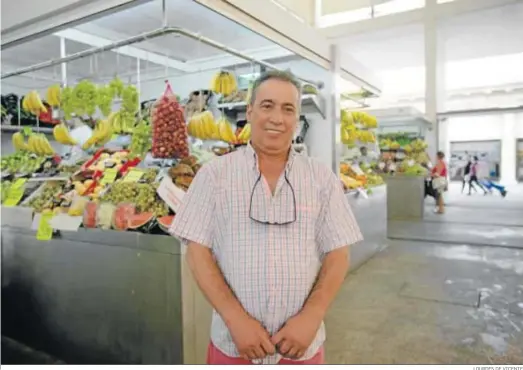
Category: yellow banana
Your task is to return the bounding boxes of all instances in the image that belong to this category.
[53,124,77,145]
[227,73,237,96]
[46,85,61,106]
[39,134,55,155]
[218,118,235,143]
[238,123,251,143]
[12,132,28,151]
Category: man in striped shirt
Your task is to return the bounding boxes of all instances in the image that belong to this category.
[170,70,363,365]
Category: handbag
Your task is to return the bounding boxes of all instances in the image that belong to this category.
[463,174,471,182]
[432,176,447,191]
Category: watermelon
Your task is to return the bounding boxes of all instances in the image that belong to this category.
[112,203,135,231]
[158,215,175,234]
[128,212,155,233]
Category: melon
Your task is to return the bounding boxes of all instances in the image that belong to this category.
[83,201,98,228]
[112,203,135,231]
[158,215,175,234]
[128,212,155,232]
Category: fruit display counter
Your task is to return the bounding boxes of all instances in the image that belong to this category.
[345,184,387,271]
[1,206,211,365]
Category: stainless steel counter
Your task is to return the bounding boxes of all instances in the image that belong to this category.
[346,184,388,271]
[1,206,212,364]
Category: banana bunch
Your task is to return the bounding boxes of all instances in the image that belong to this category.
[27,134,55,155]
[187,111,219,140]
[341,110,354,127]
[351,111,378,128]
[12,132,29,151]
[109,111,135,134]
[82,119,112,150]
[236,124,251,144]
[217,118,236,143]
[357,131,376,144]
[22,91,47,115]
[210,71,238,97]
[340,125,358,147]
[46,85,61,107]
[53,123,77,145]
[340,174,363,190]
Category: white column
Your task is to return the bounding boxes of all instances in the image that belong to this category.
[500,113,518,185]
[424,0,446,160]
[305,43,340,173]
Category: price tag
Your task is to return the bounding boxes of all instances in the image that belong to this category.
[407,159,415,167]
[100,168,118,184]
[36,211,54,241]
[3,187,25,207]
[12,178,27,189]
[157,175,186,212]
[378,162,386,170]
[122,168,143,183]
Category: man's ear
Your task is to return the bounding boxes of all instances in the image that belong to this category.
[246,104,252,122]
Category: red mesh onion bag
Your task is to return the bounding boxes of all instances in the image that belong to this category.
[151,81,189,159]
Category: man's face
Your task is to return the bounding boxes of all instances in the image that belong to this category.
[246,78,299,152]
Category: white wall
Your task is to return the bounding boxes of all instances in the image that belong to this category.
[446,112,523,184]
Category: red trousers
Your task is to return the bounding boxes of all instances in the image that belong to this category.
[206,342,325,365]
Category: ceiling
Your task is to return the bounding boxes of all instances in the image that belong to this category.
[0,0,286,91]
[338,1,523,71]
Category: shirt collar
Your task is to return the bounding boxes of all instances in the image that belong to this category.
[244,141,297,174]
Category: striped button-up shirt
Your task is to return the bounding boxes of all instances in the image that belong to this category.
[170,144,363,364]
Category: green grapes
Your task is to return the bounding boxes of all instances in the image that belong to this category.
[96,85,114,117]
[61,86,75,119]
[129,120,151,159]
[121,85,139,114]
[109,77,124,98]
[73,80,97,117]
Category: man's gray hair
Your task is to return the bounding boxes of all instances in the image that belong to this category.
[249,70,302,106]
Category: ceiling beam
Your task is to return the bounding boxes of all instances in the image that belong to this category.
[190,45,294,71]
[53,28,195,73]
[1,0,153,49]
[320,0,521,39]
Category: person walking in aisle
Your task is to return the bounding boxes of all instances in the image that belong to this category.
[480,172,508,197]
[469,156,487,195]
[461,159,478,194]
[431,151,448,214]
[170,70,362,365]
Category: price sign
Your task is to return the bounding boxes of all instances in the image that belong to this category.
[3,178,27,206]
[3,187,25,206]
[378,162,386,170]
[100,168,118,184]
[407,159,415,167]
[36,211,54,241]
[122,168,143,183]
[157,176,186,212]
[12,178,27,189]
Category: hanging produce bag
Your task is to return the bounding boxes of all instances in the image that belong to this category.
[151,82,189,159]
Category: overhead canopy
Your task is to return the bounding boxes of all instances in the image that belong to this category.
[195,0,382,94]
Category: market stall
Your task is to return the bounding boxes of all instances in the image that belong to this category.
[359,107,432,222]
[1,0,384,364]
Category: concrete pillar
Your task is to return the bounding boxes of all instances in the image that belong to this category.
[424,0,446,160]
[306,44,340,173]
[501,113,518,185]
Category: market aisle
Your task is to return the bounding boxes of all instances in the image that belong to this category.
[388,183,523,248]
[324,240,523,364]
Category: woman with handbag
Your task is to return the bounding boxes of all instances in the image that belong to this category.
[431,151,448,214]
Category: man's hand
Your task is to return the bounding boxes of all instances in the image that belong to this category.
[228,314,275,361]
[271,310,322,360]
